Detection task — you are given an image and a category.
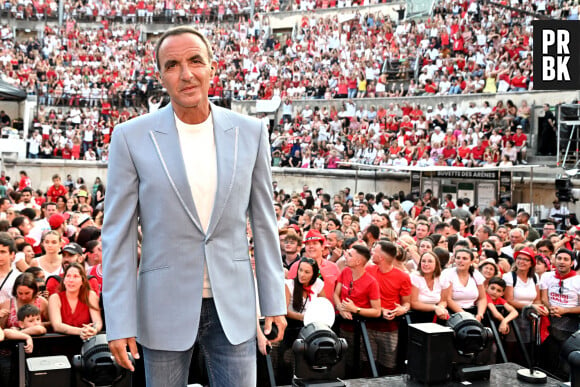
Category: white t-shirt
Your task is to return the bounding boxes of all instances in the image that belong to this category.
[502,272,539,305]
[410,273,443,304]
[539,271,580,308]
[441,268,485,309]
[285,277,324,315]
[0,269,20,305]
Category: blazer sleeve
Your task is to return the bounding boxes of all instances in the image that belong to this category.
[249,120,286,317]
[101,125,140,341]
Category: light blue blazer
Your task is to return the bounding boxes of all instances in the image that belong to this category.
[102,103,285,350]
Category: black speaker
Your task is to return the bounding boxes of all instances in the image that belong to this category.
[27,355,71,387]
[407,323,454,384]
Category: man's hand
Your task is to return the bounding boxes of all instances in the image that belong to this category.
[109,337,139,371]
[263,315,287,343]
[550,306,566,318]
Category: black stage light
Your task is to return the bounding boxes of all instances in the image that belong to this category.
[291,298,347,387]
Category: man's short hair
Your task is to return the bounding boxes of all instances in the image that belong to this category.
[329,230,344,241]
[154,26,214,72]
[21,187,33,194]
[284,229,302,245]
[0,237,15,253]
[449,218,460,232]
[433,222,448,234]
[351,244,371,261]
[366,224,380,239]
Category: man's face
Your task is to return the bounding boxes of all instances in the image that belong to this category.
[304,240,323,260]
[21,191,32,203]
[53,177,61,187]
[62,251,81,269]
[555,253,573,276]
[45,204,58,219]
[284,238,299,255]
[157,32,217,123]
[0,245,14,268]
[510,230,524,246]
[542,224,555,238]
[359,204,368,216]
[476,226,488,242]
[87,242,102,265]
[326,233,338,249]
[416,224,429,239]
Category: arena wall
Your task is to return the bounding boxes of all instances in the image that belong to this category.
[3,160,576,214]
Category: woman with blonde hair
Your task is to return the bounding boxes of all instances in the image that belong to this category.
[410,251,450,321]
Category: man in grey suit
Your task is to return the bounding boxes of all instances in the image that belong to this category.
[102,26,287,386]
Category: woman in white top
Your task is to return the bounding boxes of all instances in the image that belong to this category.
[503,247,541,347]
[285,257,325,322]
[411,251,450,321]
[29,231,63,279]
[442,248,487,321]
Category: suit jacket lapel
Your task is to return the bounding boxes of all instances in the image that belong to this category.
[207,104,238,238]
[149,105,204,233]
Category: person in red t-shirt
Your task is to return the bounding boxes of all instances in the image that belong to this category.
[442,143,457,165]
[334,244,381,375]
[366,241,411,373]
[486,277,518,335]
[512,126,528,163]
[46,174,68,203]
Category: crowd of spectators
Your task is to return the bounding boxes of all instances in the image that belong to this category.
[0,0,399,23]
[271,98,536,169]
[0,0,569,162]
[270,184,579,382]
[0,171,577,383]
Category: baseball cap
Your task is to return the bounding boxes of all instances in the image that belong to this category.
[48,214,66,230]
[304,230,325,245]
[62,242,83,255]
